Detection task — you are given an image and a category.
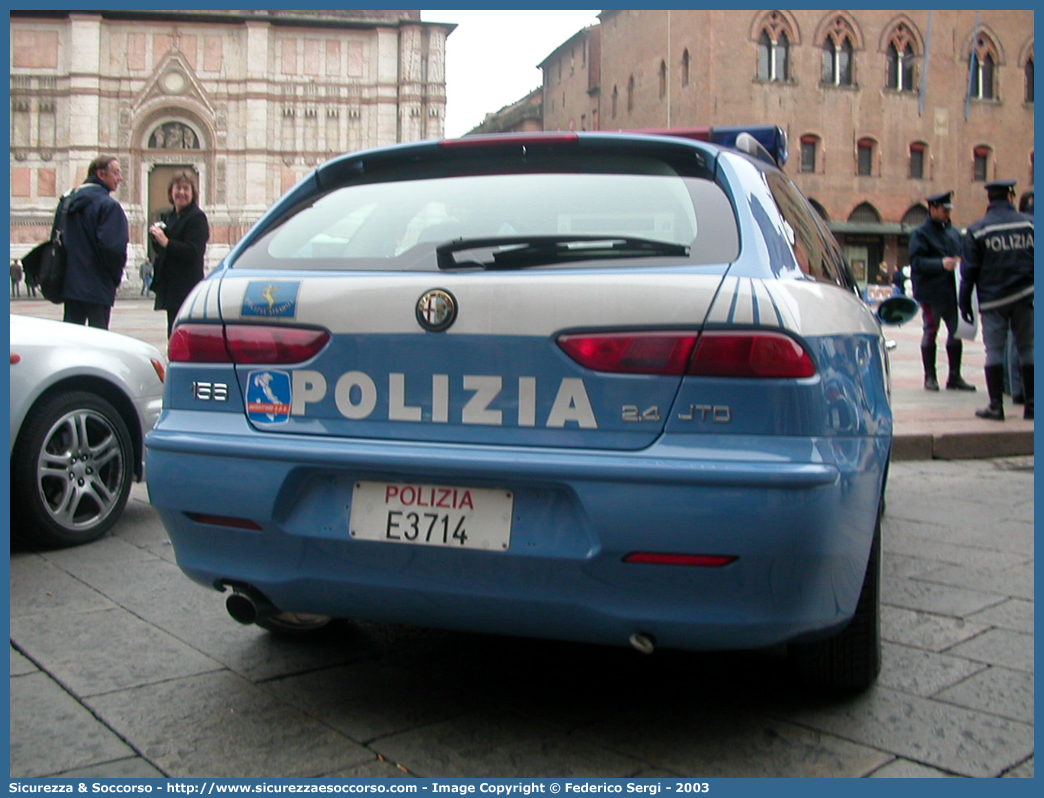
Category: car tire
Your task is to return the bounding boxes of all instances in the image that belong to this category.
[789,510,882,691]
[12,390,134,549]
[256,612,333,636]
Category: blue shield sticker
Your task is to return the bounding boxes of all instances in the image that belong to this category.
[246,370,292,425]
[242,281,300,318]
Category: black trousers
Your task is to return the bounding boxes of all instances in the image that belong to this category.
[63,300,112,330]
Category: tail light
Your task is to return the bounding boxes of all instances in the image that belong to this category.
[689,331,815,378]
[557,330,815,379]
[169,324,330,364]
[557,333,698,376]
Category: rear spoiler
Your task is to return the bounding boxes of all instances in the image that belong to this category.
[626,125,788,168]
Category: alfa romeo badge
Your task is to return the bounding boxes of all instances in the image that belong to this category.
[416,288,458,332]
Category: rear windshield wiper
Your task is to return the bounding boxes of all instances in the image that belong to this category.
[435,235,690,270]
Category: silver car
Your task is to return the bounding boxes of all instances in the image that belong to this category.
[9,314,165,548]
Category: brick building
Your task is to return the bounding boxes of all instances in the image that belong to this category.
[541,10,1034,288]
[9,10,453,273]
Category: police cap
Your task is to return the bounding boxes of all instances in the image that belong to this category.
[985,179,1017,200]
[925,191,953,208]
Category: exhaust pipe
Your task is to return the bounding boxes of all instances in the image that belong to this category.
[629,633,656,655]
[223,584,278,625]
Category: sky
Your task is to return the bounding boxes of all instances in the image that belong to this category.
[421,10,600,137]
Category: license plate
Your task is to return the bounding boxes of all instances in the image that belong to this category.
[349,481,513,551]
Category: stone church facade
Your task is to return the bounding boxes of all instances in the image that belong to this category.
[10,10,452,273]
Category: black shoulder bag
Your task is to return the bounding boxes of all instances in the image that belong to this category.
[23,189,76,304]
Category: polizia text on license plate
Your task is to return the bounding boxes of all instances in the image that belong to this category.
[349,481,513,551]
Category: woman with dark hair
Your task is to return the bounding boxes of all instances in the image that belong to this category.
[149,171,209,336]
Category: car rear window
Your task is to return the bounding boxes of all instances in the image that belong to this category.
[234,157,740,271]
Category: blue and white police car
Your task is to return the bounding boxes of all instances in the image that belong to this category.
[145,127,914,690]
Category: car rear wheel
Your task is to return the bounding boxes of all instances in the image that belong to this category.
[789,511,882,691]
[12,391,134,549]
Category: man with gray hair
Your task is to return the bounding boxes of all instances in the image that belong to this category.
[57,155,129,329]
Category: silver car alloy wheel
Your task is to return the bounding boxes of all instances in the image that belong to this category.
[37,406,128,532]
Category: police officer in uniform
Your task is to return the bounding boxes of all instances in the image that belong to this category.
[909,191,976,392]
[959,179,1034,421]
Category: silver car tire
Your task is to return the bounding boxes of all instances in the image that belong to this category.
[12,390,134,548]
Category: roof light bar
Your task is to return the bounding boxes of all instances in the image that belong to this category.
[626,124,789,167]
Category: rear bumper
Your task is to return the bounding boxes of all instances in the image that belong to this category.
[146,414,888,651]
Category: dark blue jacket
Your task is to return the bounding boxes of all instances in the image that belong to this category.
[57,177,128,306]
[908,217,961,306]
[960,201,1034,312]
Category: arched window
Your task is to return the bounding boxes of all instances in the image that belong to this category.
[681,49,690,88]
[885,23,917,92]
[611,86,618,120]
[821,17,856,86]
[909,141,927,179]
[857,138,876,176]
[849,202,882,224]
[627,75,635,114]
[973,145,992,182]
[970,34,999,100]
[755,13,792,82]
[658,60,667,99]
[148,121,201,150]
[901,205,929,228]
[1026,55,1034,103]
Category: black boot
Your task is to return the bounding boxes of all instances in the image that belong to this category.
[975,364,1005,421]
[1020,363,1033,420]
[921,345,939,391]
[945,341,976,391]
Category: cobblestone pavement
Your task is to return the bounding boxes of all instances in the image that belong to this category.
[8,297,1033,778]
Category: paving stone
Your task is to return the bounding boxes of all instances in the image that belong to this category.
[85,670,374,778]
[915,561,1034,601]
[577,707,891,778]
[265,658,480,744]
[323,758,416,778]
[41,532,160,572]
[9,605,222,697]
[945,629,1034,672]
[934,667,1034,723]
[9,553,116,618]
[886,516,1033,557]
[878,642,987,697]
[374,709,644,778]
[881,606,990,652]
[46,551,370,683]
[881,572,1006,617]
[882,552,939,580]
[868,759,961,777]
[965,598,1034,634]
[883,533,1028,572]
[10,671,135,778]
[776,685,1034,777]
[10,647,38,676]
[58,757,166,778]
[1003,757,1034,778]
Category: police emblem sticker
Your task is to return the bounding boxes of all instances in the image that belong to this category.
[246,370,292,425]
[242,281,300,318]
[416,288,457,332]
